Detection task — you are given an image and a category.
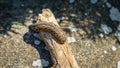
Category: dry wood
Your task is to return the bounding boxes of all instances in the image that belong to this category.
[35,8,79,68]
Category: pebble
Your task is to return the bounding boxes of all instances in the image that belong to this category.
[34,40,41,45]
[28,10,33,14]
[45,46,49,51]
[117,24,120,31]
[56,18,60,22]
[3,35,7,38]
[33,33,42,40]
[118,61,120,68]
[60,17,68,20]
[90,0,98,4]
[105,2,111,8]
[84,12,88,16]
[32,59,42,67]
[109,7,120,22]
[115,31,120,42]
[61,17,65,20]
[101,24,112,34]
[69,0,75,3]
[68,25,77,32]
[99,33,104,38]
[32,59,49,67]
[104,50,107,54]
[41,59,49,67]
[103,0,107,3]
[112,46,117,51]
[101,55,104,57]
[67,37,76,43]
[102,5,105,8]
[21,4,24,7]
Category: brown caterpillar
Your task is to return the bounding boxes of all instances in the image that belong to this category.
[31,22,66,44]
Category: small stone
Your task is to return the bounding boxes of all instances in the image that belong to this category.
[109,7,120,22]
[70,13,77,17]
[115,31,120,42]
[84,12,88,16]
[34,40,41,45]
[112,46,117,51]
[61,17,65,20]
[99,33,104,38]
[101,55,104,57]
[104,0,107,3]
[28,10,33,14]
[71,28,77,32]
[101,24,112,34]
[117,24,120,31]
[90,0,98,4]
[68,25,77,32]
[67,37,76,43]
[118,61,120,68]
[21,4,24,7]
[105,2,111,8]
[32,59,42,67]
[3,35,7,38]
[102,5,105,8]
[41,59,49,67]
[45,46,49,51]
[69,0,75,3]
[56,18,60,22]
[104,50,107,54]
[33,33,42,40]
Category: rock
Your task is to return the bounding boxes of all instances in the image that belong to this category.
[67,37,76,43]
[101,24,112,34]
[56,18,60,22]
[117,24,120,31]
[28,10,33,14]
[118,61,120,68]
[33,33,42,40]
[112,46,117,51]
[34,40,41,45]
[69,0,75,3]
[104,50,107,54]
[68,24,77,32]
[45,46,49,51]
[3,35,7,38]
[41,59,49,67]
[115,31,120,42]
[109,7,120,22]
[32,59,42,67]
[90,0,98,4]
[84,12,88,16]
[99,33,104,38]
[60,17,68,20]
[105,2,111,8]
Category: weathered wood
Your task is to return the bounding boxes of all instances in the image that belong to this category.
[36,9,79,68]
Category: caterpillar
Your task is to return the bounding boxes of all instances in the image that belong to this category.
[31,22,66,44]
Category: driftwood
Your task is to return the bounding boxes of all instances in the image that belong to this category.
[35,9,79,68]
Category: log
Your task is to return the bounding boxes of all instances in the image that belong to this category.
[32,8,79,68]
